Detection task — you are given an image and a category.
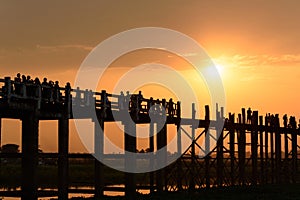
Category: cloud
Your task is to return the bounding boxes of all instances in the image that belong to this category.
[36,44,94,52]
[230,54,300,67]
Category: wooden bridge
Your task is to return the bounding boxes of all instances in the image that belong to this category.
[0,76,299,200]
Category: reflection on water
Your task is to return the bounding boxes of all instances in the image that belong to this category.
[0,185,150,199]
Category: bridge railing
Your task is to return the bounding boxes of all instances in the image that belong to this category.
[0,77,72,109]
[0,76,180,118]
[72,88,180,118]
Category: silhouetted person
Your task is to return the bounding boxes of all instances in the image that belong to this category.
[148,97,154,114]
[283,114,288,128]
[53,81,60,102]
[155,99,161,115]
[247,107,252,124]
[27,75,33,83]
[41,78,49,100]
[118,91,125,110]
[105,95,111,109]
[14,73,22,95]
[26,75,34,97]
[270,114,275,127]
[21,75,27,83]
[48,81,54,102]
[125,91,130,110]
[34,77,40,85]
[168,98,174,117]
[289,116,296,129]
[130,94,137,113]
[33,77,41,98]
[137,91,143,113]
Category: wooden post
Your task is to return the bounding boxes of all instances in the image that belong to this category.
[251,111,258,185]
[189,103,196,191]
[58,117,69,200]
[94,116,104,198]
[176,101,182,191]
[124,121,136,199]
[156,99,167,193]
[259,116,264,184]
[4,77,12,103]
[0,118,2,147]
[274,115,281,183]
[216,105,224,187]
[205,105,210,189]
[264,115,269,183]
[149,121,155,193]
[58,84,71,200]
[0,118,2,165]
[21,112,39,200]
[229,113,235,185]
[284,127,289,183]
[156,124,167,192]
[291,118,297,183]
[270,124,274,183]
[238,109,245,185]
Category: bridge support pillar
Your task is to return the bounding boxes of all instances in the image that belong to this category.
[204,105,210,189]
[189,103,196,192]
[58,117,69,200]
[259,116,264,184]
[94,117,104,197]
[238,110,246,185]
[156,122,167,193]
[0,117,2,165]
[149,122,155,193]
[251,111,258,185]
[176,101,182,191]
[216,106,224,187]
[124,121,136,199]
[274,116,281,183]
[229,113,235,185]
[264,115,269,183]
[21,112,39,200]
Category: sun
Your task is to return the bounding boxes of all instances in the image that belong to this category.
[215,64,224,75]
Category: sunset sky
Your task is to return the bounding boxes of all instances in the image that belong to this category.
[0,0,300,153]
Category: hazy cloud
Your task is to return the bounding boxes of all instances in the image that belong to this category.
[216,54,300,69]
[36,44,94,52]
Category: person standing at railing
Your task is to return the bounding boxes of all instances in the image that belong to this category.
[125,91,130,110]
[168,98,174,117]
[137,91,143,113]
[42,78,49,101]
[283,114,288,128]
[154,99,161,115]
[14,73,22,95]
[21,75,27,97]
[84,89,93,106]
[21,75,26,83]
[53,81,60,103]
[247,107,252,124]
[118,91,125,110]
[147,97,154,115]
[74,87,81,106]
[48,81,54,102]
[33,78,41,98]
[26,75,34,97]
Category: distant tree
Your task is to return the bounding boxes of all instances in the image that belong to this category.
[139,149,145,153]
[1,144,19,153]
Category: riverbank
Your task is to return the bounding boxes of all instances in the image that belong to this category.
[67,184,300,200]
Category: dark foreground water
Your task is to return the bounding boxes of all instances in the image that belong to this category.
[1,184,300,200]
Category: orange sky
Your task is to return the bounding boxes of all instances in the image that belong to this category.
[0,0,300,152]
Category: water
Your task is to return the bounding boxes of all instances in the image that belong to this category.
[0,185,150,199]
